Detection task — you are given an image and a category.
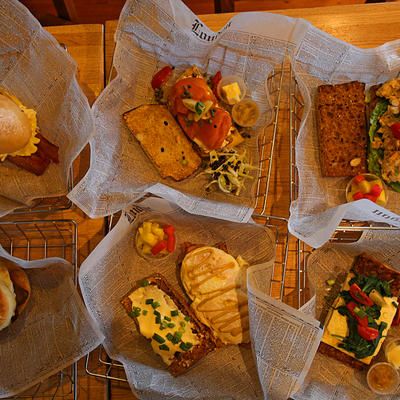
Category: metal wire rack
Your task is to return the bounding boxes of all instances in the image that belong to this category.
[0,220,78,400]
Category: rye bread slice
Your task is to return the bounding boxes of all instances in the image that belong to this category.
[316,81,367,176]
[123,104,201,181]
[318,253,399,370]
[121,273,217,376]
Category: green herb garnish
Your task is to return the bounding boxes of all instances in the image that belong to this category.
[159,344,169,351]
[171,310,179,317]
[152,301,160,309]
[152,333,165,344]
[140,280,149,287]
[145,298,153,305]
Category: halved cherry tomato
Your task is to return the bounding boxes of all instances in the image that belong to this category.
[357,325,379,341]
[151,240,167,255]
[151,66,173,89]
[393,298,400,326]
[352,192,364,201]
[211,71,222,97]
[390,122,400,140]
[346,301,368,326]
[350,283,374,306]
[369,184,383,197]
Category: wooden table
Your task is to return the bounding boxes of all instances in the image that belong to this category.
[3,2,400,399]
[103,2,400,399]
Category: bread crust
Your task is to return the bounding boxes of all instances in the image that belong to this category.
[121,273,217,376]
[318,253,399,369]
[316,81,367,176]
[0,257,31,318]
[123,104,201,181]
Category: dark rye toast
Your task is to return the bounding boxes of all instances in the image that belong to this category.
[318,253,400,370]
[316,81,368,177]
[123,104,201,181]
[121,273,217,376]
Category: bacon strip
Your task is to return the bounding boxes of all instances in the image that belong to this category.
[7,134,59,176]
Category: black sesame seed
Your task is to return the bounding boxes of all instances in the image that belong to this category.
[161,147,164,152]
[213,125,217,128]
[192,73,197,77]
[164,121,168,126]
[182,156,185,160]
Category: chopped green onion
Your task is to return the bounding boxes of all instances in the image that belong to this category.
[180,321,186,327]
[159,344,170,351]
[154,310,160,316]
[152,333,165,343]
[179,342,193,351]
[140,280,149,287]
[172,331,182,344]
[166,333,174,342]
[167,323,175,328]
[145,298,153,305]
[393,301,399,309]
[195,101,205,115]
[152,301,160,309]
[155,316,161,324]
[142,310,148,316]
[171,310,179,317]
[184,316,191,322]
[164,316,171,321]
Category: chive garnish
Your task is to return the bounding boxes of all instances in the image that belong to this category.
[161,321,168,329]
[180,321,186,327]
[167,323,175,328]
[159,344,169,351]
[152,301,160,309]
[184,316,191,322]
[142,310,148,316]
[145,299,153,305]
[172,331,182,344]
[154,310,160,316]
[179,342,193,351]
[152,333,165,343]
[166,333,174,342]
[140,280,149,287]
[171,310,179,317]
[155,316,161,324]
[164,316,171,321]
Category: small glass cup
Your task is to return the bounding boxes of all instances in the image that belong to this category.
[217,75,246,105]
[135,219,177,260]
[385,338,400,370]
[367,362,400,395]
[231,100,260,127]
[345,173,388,207]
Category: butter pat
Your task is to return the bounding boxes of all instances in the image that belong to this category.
[128,285,199,365]
[222,82,241,104]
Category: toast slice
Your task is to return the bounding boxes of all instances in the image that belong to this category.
[316,81,367,176]
[121,273,217,376]
[123,104,201,181]
[319,253,400,369]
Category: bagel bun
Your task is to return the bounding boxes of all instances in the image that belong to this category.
[0,258,31,332]
[0,88,40,161]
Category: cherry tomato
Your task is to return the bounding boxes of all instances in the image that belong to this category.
[346,301,368,327]
[211,71,222,97]
[357,325,379,341]
[352,192,364,201]
[390,122,400,140]
[350,283,374,306]
[353,175,366,184]
[151,66,173,89]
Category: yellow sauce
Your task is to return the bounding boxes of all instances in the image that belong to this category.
[368,363,398,392]
[231,100,260,127]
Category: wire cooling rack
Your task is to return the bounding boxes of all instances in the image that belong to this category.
[0,220,78,400]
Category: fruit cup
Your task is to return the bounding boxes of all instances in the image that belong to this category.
[346,173,387,207]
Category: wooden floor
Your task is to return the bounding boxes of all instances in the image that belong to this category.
[20,0,396,25]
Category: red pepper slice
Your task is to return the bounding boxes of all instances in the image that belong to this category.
[346,301,368,326]
[163,224,175,235]
[353,175,365,184]
[352,191,364,201]
[390,122,400,140]
[166,233,175,253]
[393,298,400,326]
[350,283,374,306]
[369,183,382,197]
[357,324,379,341]
[363,193,378,203]
[211,71,222,97]
[151,66,173,89]
[151,240,167,255]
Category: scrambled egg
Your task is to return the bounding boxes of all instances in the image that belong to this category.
[375,79,400,183]
[0,88,40,161]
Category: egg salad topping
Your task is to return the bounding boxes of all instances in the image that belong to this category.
[0,89,40,161]
[128,282,199,365]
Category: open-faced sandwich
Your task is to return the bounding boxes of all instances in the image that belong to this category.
[123,65,258,195]
[0,257,31,332]
[180,242,250,345]
[121,273,217,376]
[316,78,400,194]
[0,88,59,175]
[319,253,399,370]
